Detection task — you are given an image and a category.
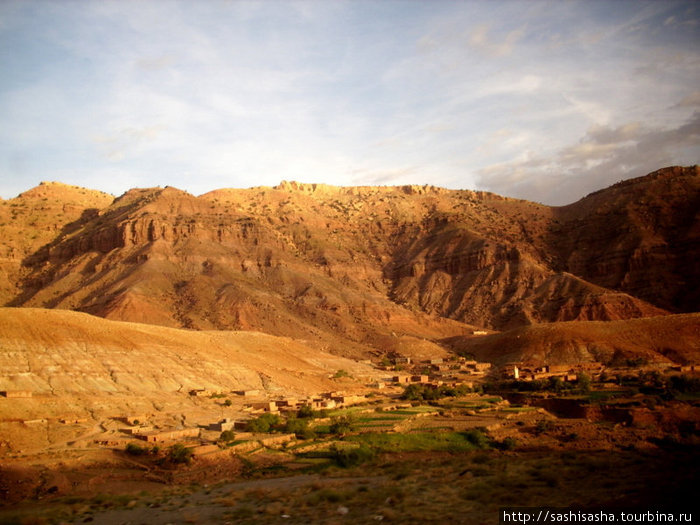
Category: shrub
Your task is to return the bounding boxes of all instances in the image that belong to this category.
[219,430,236,442]
[247,413,281,433]
[535,420,554,434]
[333,369,351,379]
[463,429,490,449]
[167,443,193,465]
[125,443,149,456]
[496,437,518,450]
[331,445,375,468]
[284,417,316,439]
[329,414,356,435]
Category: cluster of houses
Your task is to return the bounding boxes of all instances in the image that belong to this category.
[388,356,492,389]
[501,362,605,382]
[245,391,367,414]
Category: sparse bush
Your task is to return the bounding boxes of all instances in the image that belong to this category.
[331,444,375,468]
[329,414,357,435]
[333,369,351,379]
[125,443,148,456]
[535,420,554,434]
[219,430,236,443]
[495,437,518,450]
[463,429,490,449]
[167,443,193,465]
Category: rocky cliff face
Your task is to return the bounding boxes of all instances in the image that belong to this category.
[2,166,697,356]
[551,166,700,313]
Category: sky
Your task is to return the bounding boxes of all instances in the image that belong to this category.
[0,0,698,205]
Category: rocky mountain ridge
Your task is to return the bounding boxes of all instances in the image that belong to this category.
[1,166,698,358]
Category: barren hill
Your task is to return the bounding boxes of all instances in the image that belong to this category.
[0,182,113,304]
[0,307,375,396]
[443,313,700,366]
[1,166,698,357]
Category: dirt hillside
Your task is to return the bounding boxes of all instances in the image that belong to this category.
[444,313,700,366]
[0,307,376,397]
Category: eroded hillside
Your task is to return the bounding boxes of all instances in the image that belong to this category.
[1,166,698,356]
[444,313,700,366]
[0,307,375,397]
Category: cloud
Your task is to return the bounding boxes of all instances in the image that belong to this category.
[468,24,524,57]
[676,91,700,107]
[477,112,700,205]
[0,0,698,202]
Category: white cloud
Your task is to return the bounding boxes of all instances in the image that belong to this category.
[0,0,698,203]
[477,112,700,205]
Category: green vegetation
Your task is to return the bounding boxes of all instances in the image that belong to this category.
[333,369,351,379]
[401,383,472,401]
[247,413,281,433]
[125,443,149,456]
[330,444,376,467]
[347,430,491,453]
[296,404,328,419]
[487,375,591,394]
[329,414,357,435]
[219,430,236,442]
[166,443,193,465]
[284,416,316,439]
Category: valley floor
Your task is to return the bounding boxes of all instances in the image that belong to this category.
[1,386,698,525]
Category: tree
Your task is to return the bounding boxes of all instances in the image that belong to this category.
[167,443,193,465]
[247,413,281,433]
[329,414,356,435]
[548,376,564,392]
[284,416,315,439]
[219,430,236,442]
[577,372,591,393]
[297,404,316,419]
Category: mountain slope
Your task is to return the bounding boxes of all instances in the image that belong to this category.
[552,165,700,312]
[1,166,697,356]
[443,313,700,366]
[0,182,114,304]
[0,307,375,396]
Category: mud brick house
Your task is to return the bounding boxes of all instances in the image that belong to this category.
[137,427,200,443]
[208,418,235,432]
[0,390,32,398]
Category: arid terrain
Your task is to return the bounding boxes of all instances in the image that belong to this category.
[1,166,699,524]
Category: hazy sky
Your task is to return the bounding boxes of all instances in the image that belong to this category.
[1,0,698,205]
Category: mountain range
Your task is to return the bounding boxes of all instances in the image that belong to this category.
[1,165,698,363]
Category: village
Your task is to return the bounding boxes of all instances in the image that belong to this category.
[3,351,696,465]
[2,350,699,525]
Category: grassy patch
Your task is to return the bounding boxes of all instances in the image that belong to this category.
[347,430,488,453]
